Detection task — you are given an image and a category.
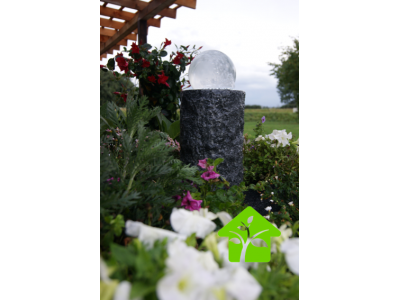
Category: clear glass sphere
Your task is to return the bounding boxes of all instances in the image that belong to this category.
[188,50,236,89]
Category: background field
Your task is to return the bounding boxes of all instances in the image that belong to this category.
[244,108,299,139]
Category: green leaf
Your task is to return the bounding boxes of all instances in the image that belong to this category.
[167,120,180,139]
[110,214,125,236]
[130,282,155,299]
[110,244,136,267]
[160,50,168,57]
[107,58,115,71]
[142,43,152,50]
[185,233,197,247]
[213,158,224,167]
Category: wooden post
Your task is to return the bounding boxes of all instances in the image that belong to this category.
[138,19,148,96]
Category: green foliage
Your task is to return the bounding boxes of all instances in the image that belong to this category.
[108,239,169,300]
[269,38,299,110]
[243,135,299,227]
[100,94,201,250]
[100,69,138,107]
[251,254,299,300]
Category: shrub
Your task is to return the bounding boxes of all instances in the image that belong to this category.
[243,129,299,226]
[100,94,201,250]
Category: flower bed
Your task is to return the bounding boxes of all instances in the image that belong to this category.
[100,45,299,300]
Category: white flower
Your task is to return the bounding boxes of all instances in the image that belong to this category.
[271,192,274,195]
[275,176,278,180]
[216,211,232,226]
[261,137,265,140]
[113,281,131,300]
[280,238,299,275]
[288,201,294,206]
[271,224,293,253]
[192,207,218,220]
[270,199,274,202]
[125,220,186,247]
[264,215,270,219]
[265,206,272,211]
[100,257,111,283]
[157,240,262,300]
[170,208,216,239]
[222,267,262,300]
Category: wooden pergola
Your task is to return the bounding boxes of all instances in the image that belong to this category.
[100,0,197,61]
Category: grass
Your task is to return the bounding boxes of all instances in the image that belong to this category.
[244,121,299,140]
[244,108,299,140]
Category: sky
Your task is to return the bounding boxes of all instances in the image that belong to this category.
[100,0,299,107]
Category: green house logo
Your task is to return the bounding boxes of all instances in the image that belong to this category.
[218,207,281,262]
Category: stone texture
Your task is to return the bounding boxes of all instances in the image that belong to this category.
[180,89,245,186]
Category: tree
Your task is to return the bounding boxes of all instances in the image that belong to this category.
[269,38,299,110]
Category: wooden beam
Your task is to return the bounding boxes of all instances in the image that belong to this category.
[175,0,197,9]
[101,0,176,55]
[100,17,160,30]
[101,35,130,46]
[100,28,137,40]
[100,4,176,20]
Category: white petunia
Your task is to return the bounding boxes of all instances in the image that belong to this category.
[192,208,218,221]
[125,220,186,247]
[265,206,272,211]
[113,281,132,300]
[170,208,216,239]
[216,211,232,226]
[100,257,110,283]
[223,267,262,300]
[280,238,299,275]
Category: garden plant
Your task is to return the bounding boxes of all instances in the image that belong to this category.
[100,42,299,300]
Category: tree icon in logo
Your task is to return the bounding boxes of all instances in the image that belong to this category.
[218,207,281,262]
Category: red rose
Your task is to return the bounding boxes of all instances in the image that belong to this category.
[131,42,140,54]
[142,60,150,68]
[115,55,129,74]
[163,38,171,48]
[134,58,141,63]
[157,71,170,87]
[147,75,156,83]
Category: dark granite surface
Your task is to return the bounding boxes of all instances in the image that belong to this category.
[180,89,245,186]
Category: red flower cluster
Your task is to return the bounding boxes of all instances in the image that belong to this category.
[142,60,150,68]
[157,71,169,87]
[131,42,140,54]
[113,92,127,103]
[100,65,106,68]
[173,52,185,65]
[116,54,129,74]
[147,75,156,83]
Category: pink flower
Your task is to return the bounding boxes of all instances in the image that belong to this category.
[201,166,220,181]
[181,191,202,211]
[198,158,207,169]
